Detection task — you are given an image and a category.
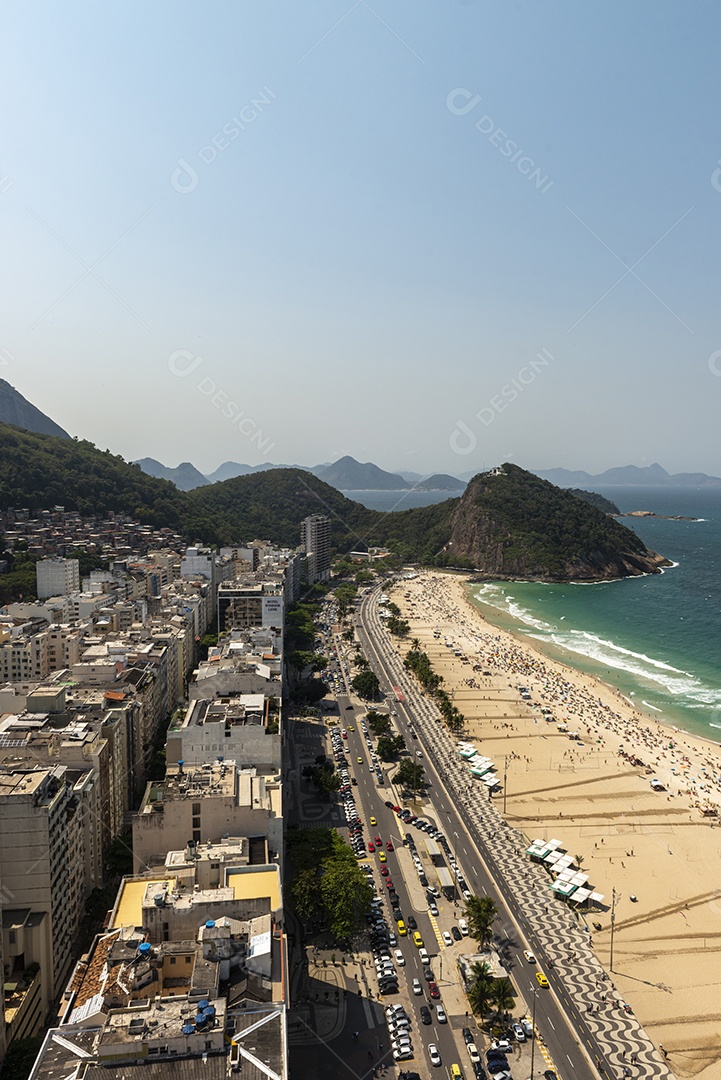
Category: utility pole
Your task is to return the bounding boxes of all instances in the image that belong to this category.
[503,755,508,814]
[609,887,617,973]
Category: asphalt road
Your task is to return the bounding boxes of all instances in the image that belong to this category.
[352,588,601,1080]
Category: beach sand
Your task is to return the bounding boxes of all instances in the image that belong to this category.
[387,570,721,1080]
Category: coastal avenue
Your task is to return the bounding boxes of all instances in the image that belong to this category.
[355,584,607,1080]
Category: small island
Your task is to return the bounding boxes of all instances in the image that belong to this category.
[616,510,701,521]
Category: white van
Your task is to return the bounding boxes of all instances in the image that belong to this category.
[458,918,469,936]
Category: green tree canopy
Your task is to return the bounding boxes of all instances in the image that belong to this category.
[394,759,425,792]
[351,670,380,700]
[464,895,498,949]
[377,734,406,761]
[467,961,495,1018]
[367,711,392,737]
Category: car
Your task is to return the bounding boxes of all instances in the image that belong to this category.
[413,932,423,948]
[391,1037,413,1052]
[511,1023,526,1043]
[523,949,536,963]
[462,1028,473,1045]
[357,757,363,764]
[536,971,549,988]
[346,704,353,710]
[428,981,440,999]
[379,852,387,863]
[473,1065,488,1080]
[412,978,423,995]
[490,1040,512,1054]
[386,840,394,851]
[543,1072,558,1080]
[393,1049,414,1062]
[370,817,377,826]
[375,835,382,845]
[418,947,429,964]
[428,1044,442,1067]
[386,879,395,889]
[397,920,407,935]
[428,902,438,916]
[379,980,399,994]
[521,1017,534,1037]
[394,948,406,966]
[380,866,389,877]
[368,842,375,853]
[386,1003,407,1019]
[407,916,418,930]
[435,1004,447,1023]
[420,1005,432,1024]
[422,966,434,981]
[467,1043,481,1064]
[452,926,462,941]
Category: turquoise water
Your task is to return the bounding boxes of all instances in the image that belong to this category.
[466,487,721,743]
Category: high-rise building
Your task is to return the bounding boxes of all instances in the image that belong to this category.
[36,558,80,599]
[299,515,331,582]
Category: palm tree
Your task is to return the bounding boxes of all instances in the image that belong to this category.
[574,853,584,868]
[467,961,494,1019]
[411,637,421,651]
[488,976,516,1024]
[464,896,498,949]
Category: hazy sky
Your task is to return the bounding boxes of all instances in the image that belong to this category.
[3,2,721,477]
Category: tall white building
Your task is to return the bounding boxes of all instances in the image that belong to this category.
[299,515,331,582]
[36,558,80,600]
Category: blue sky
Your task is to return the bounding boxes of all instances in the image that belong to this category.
[2,1,721,476]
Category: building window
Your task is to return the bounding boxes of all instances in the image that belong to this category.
[8,931,15,945]
[169,956,176,965]
[193,829,201,842]
[192,802,201,815]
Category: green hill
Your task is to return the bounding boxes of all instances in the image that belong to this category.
[0,422,189,527]
[0,427,667,581]
[446,464,669,580]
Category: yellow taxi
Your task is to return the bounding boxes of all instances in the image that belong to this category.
[397,920,407,936]
[369,816,377,826]
[536,971,549,988]
[378,852,387,863]
[412,931,423,948]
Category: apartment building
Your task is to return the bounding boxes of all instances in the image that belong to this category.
[166,693,280,773]
[0,766,86,1005]
[132,761,282,875]
[36,557,80,599]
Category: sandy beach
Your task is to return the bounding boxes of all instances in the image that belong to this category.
[387,571,721,1080]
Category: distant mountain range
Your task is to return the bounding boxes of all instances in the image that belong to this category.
[134,454,468,494]
[0,379,70,440]
[535,463,721,488]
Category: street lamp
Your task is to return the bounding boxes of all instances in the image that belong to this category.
[609,888,617,973]
[530,988,538,1080]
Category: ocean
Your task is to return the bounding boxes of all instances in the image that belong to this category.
[465,487,721,744]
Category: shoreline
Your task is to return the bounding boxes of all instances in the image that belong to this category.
[388,570,721,1080]
[465,575,718,742]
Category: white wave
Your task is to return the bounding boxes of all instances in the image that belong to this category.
[641,700,663,712]
[525,629,721,708]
